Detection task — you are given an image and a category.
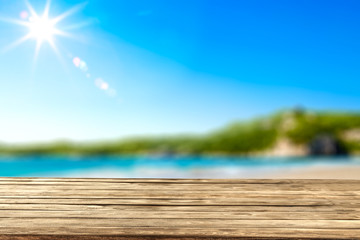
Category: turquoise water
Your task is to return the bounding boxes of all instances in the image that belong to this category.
[0,155,359,178]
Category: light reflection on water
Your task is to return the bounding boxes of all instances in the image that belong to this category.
[0,155,359,178]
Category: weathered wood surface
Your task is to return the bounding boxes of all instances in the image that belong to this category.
[0,178,359,240]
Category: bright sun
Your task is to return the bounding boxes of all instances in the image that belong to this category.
[28,15,57,42]
[1,1,118,98]
[1,0,85,61]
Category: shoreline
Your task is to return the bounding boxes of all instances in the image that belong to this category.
[58,163,360,179]
[266,164,360,179]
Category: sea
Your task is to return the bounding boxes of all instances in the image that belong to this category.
[0,155,359,178]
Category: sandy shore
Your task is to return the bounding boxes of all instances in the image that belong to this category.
[267,165,360,179]
[61,164,360,179]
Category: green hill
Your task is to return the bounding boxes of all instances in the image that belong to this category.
[1,109,360,156]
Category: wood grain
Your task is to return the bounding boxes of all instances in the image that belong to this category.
[0,178,358,239]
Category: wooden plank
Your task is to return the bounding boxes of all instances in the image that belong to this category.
[0,210,358,220]
[0,183,359,192]
[0,198,359,208]
[0,190,358,199]
[0,178,358,239]
[0,189,358,197]
[0,197,337,206]
[0,218,359,229]
[0,204,356,212]
[0,189,356,198]
[0,227,360,239]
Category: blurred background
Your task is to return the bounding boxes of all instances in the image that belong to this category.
[0,0,359,178]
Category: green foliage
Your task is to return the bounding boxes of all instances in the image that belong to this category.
[204,120,278,154]
[1,109,360,156]
[286,112,360,144]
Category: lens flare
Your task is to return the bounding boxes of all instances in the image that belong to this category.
[95,78,104,87]
[95,78,109,90]
[79,61,88,72]
[73,57,81,67]
[20,11,29,20]
[101,82,109,90]
[107,88,117,97]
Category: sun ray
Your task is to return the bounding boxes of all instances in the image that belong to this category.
[48,38,61,61]
[25,0,38,18]
[43,0,51,18]
[2,33,32,53]
[0,17,30,27]
[51,2,87,25]
[48,38,59,56]
[48,38,68,72]
[53,29,72,38]
[33,39,43,63]
[62,19,95,31]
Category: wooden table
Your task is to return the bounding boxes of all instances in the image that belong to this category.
[0,178,359,239]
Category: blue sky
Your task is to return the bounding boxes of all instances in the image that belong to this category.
[0,0,359,143]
